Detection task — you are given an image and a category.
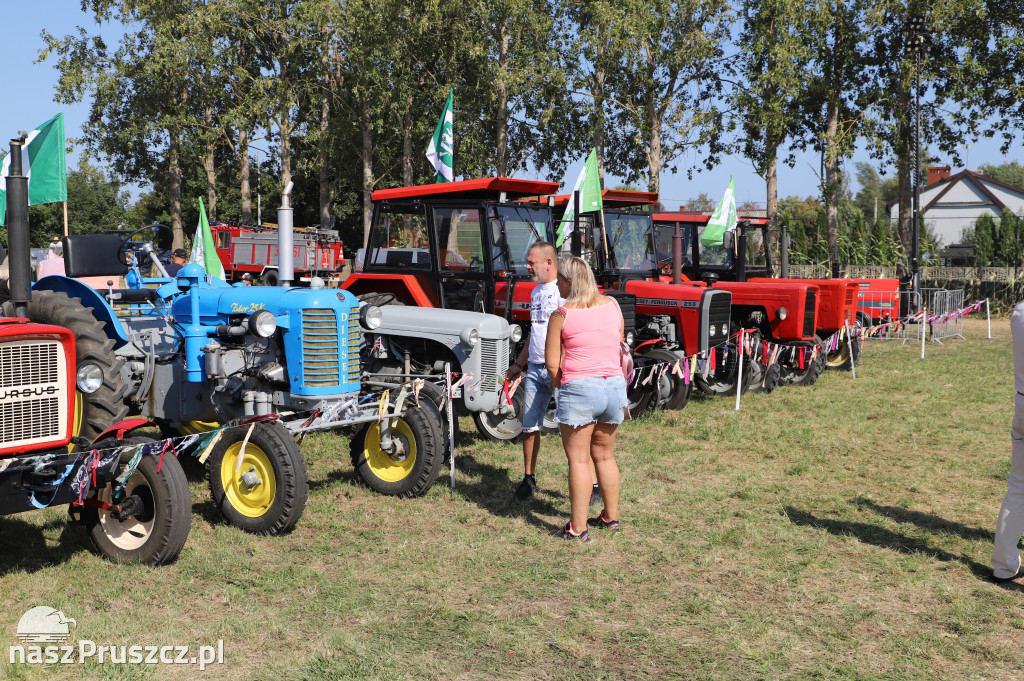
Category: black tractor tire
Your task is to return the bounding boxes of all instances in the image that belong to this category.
[748,360,782,394]
[626,357,659,419]
[3,290,130,440]
[417,380,459,448]
[694,330,755,398]
[825,326,863,371]
[646,347,691,411]
[84,437,192,566]
[261,269,280,287]
[206,421,308,535]
[778,336,826,387]
[856,311,872,329]
[350,402,442,498]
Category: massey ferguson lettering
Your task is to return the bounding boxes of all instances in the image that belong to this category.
[0,385,60,400]
[636,298,699,308]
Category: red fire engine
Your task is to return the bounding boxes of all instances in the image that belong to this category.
[210,221,346,286]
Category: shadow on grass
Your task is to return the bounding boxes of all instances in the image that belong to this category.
[851,498,995,542]
[784,506,998,583]
[308,466,360,492]
[0,515,93,576]
[447,452,565,533]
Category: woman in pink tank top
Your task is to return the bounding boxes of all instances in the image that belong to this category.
[545,256,627,542]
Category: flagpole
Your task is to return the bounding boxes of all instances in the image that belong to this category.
[63,202,69,236]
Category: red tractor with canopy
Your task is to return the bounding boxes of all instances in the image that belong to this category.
[651,212,826,388]
[343,177,662,434]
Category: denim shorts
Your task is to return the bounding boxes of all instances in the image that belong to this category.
[555,375,627,427]
[522,363,556,433]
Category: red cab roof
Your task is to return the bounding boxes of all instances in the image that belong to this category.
[372,177,560,202]
[653,212,770,226]
[546,189,659,209]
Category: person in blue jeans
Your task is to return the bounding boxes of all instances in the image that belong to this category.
[505,242,564,502]
[546,256,627,542]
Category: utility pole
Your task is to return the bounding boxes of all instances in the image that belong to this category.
[906,14,930,309]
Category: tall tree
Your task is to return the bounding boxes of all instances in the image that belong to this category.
[41,0,209,249]
[734,0,815,223]
[599,0,733,194]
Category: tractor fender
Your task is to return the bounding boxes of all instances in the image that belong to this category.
[635,338,665,353]
[33,275,132,348]
[91,418,154,443]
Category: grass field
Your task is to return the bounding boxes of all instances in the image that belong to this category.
[1,318,1019,680]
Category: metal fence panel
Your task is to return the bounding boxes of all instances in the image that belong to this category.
[928,289,966,342]
[862,290,925,345]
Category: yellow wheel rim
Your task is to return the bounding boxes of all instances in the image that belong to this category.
[825,342,850,368]
[362,418,417,483]
[220,443,276,518]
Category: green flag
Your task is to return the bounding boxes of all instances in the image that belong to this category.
[0,113,67,225]
[701,175,737,247]
[556,148,603,247]
[190,198,225,279]
[425,88,454,183]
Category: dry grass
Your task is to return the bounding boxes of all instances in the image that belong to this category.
[1,318,1020,680]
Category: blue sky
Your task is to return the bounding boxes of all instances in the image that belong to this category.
[3,5,1017,213]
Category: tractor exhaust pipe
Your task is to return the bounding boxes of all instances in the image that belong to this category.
[672,222,683,285]
[278,181,295,287]
[6,137,32,317]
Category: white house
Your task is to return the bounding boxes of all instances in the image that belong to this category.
[887,167,1024,245]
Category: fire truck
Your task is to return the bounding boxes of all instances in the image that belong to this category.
[209,221,345,286]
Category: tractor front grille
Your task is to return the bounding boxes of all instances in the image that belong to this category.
[0,340,67,449]
[301,309,341,387]
[346,305,361,384]
[479,337,509,393]
[803,290,817,338]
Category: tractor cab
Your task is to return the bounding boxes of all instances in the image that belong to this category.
[650,213,772,283]
[349,177,559,321]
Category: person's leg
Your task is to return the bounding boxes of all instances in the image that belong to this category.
[522,432,540,476]
[561,422,597,533]
[993,413,1024,579]
[591,422,620,522]
[517,364,552,500]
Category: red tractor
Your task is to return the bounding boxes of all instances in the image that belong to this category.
[343,177,663,429]
[651,213,825,389]
[546,190,735,408]
[0,139,190,566]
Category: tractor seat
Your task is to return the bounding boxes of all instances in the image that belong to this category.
[62,235,130,279]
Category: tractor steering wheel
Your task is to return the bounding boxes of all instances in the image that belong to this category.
[117,222,172,267]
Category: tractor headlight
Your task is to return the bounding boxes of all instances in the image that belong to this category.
[460,327,480,347]
[76,363,103,394]
[625,330,635,346]
[777,306,788,321]
[360,304,383,330]
[250,310,278,337]
[709,325,716,338]
[510,324,523,343]
[721,323,729,336]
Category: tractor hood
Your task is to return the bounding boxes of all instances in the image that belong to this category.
[171,284,359,325]
[377,306,511,342]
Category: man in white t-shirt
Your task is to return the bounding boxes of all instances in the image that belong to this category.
[506,242,564,501]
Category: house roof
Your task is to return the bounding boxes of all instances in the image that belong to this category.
[885,169,1024,213]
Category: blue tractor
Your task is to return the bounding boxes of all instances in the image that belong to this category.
[6,227,445,535]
